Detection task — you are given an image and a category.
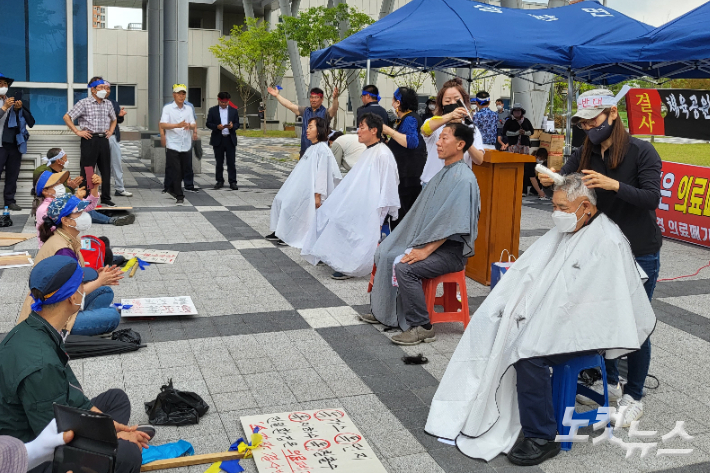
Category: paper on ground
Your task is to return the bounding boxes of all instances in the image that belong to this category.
[120,296,197,317]
[113,248,179,264]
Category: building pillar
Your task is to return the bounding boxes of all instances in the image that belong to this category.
[163,0,189,109]
[243,0,255,21]
[215,2,224,35]
[279,0,307,106]
[148,0,163,130]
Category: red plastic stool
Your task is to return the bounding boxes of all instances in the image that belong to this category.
[422,270,470,329]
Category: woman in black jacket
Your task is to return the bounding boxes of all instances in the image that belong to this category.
[501,103,534,154]
[382,87,427,229]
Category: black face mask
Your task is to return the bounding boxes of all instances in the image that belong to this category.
[585,118,614,145]
[442,103,462,114]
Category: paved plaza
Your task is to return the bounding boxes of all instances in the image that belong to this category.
[1,134,710,473]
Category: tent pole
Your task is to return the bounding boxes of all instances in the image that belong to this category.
[565,71,574,156]
[366,59,371,85]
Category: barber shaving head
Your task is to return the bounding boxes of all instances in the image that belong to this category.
[88,76,109,102]
[361,85,380,105]
[551,173,598,233]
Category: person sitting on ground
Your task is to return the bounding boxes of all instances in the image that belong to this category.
[524,148,549,200]
[17,194,124,336]
[32,170,103,247]
[364,123,480,344]
[0,256,153,473]
[420,78,484,188]
[266,117,342,248]
[424,174,656,466]
[32,148,134,227]
[328,131,365,172]
[502,103,534,154]
[301,113,400,280]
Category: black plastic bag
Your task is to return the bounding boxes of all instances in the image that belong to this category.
[111,328,142,345]
[144,379,209,426]
[0,215,12,227]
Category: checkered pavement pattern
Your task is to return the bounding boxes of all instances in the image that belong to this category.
[2,134,710,473]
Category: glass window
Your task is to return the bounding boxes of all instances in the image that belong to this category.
[188,88,202,108]
[5,0,28,81]
[73,89,88,104]
[28,0,68,82]
[116,85,136,107]
[73,0,88,83]
[18,88,68,125]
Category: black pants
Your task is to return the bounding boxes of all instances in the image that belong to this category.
[213,136,237,184]
[391,184,421,230]
[163,147,194,191]
[0,144,22,205]
[514,352,596,440]
[80,136,111,202]
[166,148,191,199]
[31,389,142,473]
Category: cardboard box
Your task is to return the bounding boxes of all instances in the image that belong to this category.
[548,154,564,171]
[531,129,544,140]
[549,135,565,154]
[539,133,552,150]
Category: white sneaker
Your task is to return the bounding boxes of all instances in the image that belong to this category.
[612,394,644,428]
[115,190,133,197]
[576,381,622,405]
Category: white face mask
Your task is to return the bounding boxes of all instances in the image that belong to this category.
[496,105,503,111]
[96,90,108,99]
[551,202,585,233]
[73,290,86,311]
[53,184,66,198]
[0,87,8,96]
[428,104,435,111]
[68,212,92,232]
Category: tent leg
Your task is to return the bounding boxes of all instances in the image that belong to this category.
[366,59,371,85]
[565,71,574,156]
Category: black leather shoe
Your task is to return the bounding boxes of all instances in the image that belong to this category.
[508,438,561,466]
[213,182,223,190]
[230,183,239,191]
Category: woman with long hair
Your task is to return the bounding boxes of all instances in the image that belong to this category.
[419,78,484,187]
[539,88,662,428]
[17,194,124,336]
[382,87,428,228]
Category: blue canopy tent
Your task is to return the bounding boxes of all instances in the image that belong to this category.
[310,0,652,79]
[572,1,710,84]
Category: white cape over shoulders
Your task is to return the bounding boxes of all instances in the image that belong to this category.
[270,142,342,248]
[300,142,400,277]
[425,213,656,461]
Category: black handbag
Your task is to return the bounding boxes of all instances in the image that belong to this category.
[144,379,209,426]
[53,404,117,473]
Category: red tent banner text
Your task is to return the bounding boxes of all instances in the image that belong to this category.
[658,161,710,248]
[626,88,710,140]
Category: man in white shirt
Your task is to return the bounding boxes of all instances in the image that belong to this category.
[159,84,197,205]
[328,132,365,172]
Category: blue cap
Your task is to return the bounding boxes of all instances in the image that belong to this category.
[0,73,14,87]
[29,256,98,304]
[46,194,90,225]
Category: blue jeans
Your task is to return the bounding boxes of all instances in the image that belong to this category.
[89,209,112,225]
[605,251,660,400]
[71,286,121,336]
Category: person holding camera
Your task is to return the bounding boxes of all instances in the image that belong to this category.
[0,73,36,211]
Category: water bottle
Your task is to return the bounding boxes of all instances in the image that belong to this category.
[2,206,8,216]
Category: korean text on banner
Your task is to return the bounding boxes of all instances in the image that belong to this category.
[625,89,665,136]
[657,161,710,249]
[626,88,710,140]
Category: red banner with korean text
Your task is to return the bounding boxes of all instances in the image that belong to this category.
[658,161,710,248]
[626,89,665,136]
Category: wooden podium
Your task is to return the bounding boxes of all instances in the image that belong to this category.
[466,150,536,285]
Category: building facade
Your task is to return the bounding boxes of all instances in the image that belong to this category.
[93,6,107,28]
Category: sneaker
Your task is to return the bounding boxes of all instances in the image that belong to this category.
[184,187,200,193]
[136,424,156,441]
[613,394,644,428]
[576,380,622,406]
[391,326,436,346]
[101,200,116,207]
[176,197,185,206]
[230,183,239,191]
[277,239,288,246]
[538,196,550,201]
[6,203,22,211]
[331,272,353,280]
[115,190,133,197]
[213,182,224,190]
[112,214,135,226]
[264,232,279,241]
[359,313,380,324]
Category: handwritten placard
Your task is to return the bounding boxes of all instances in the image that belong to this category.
[241,409,387,473]
[113,248,179,264]
[120,296,197,317]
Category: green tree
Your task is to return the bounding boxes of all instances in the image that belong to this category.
[282,3,374,127]
[210,18,289,133]
[379,67,432,93]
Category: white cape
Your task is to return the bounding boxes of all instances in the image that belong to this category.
[419,119,484,184]
[301,142,400,276]
[270,142,342,248]
[425,213,656,461]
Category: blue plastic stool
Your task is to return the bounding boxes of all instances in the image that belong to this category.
[551,354,609,451]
